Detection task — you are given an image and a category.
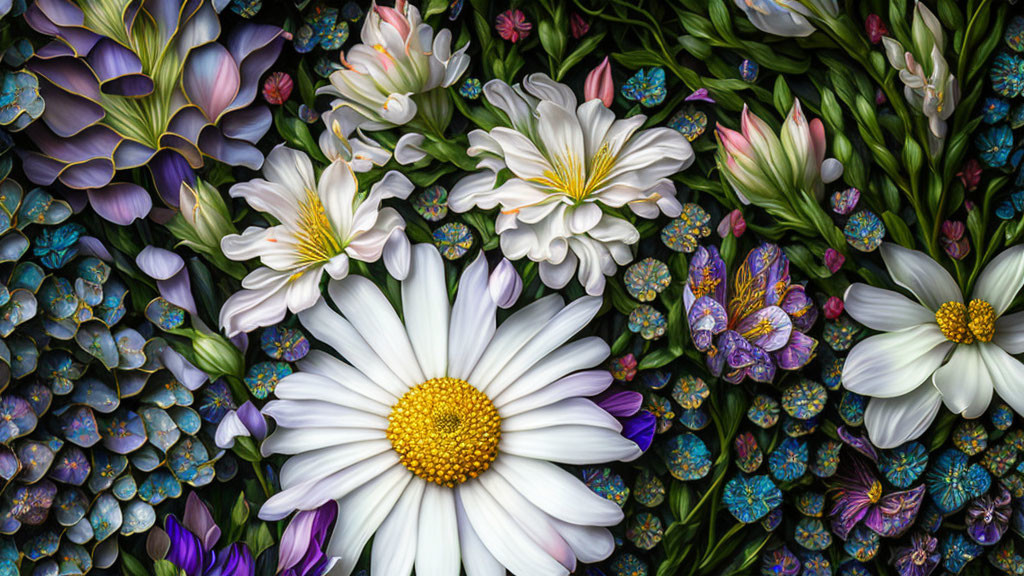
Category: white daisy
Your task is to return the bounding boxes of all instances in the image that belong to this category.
[257,244,642,576]
[842,242,1024,448]
[218,146,412,337]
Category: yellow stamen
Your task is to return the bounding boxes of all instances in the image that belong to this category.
[386,377,501,488]
[935,299,997,344]
[529,142,617,202]
[967,299,996,342]
[867,480,882,504]
[293,187,344,267]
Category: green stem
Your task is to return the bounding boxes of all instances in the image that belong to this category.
[252,461,271,499]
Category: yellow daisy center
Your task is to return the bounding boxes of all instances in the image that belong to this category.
[386,377,501,487]
[867,480,882,504]
[935,299,996,344]
[294,187,344,266]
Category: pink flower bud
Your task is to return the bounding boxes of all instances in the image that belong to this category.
[865,14,888,44]
[570,12,590,39]
[375,5,411,40]
[824,296,844,319]
[958,158,981,191]
[942,220,965,241]
[717,209,747,238]
[585,57,614,107]
[824,248,845,274]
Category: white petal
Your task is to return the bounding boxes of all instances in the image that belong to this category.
[539,255,579,290]
[863,383,942,449]
[548,519,614,563]
[972,244,1024,316]
[481,296,602,396]
[842,324,952,398]
[294,350,398,408]
[402,244,450,379]
[329,275,426,386]
[326,466,412,575]
[415,484,460,576]
[458,481,570,576]
[880,242,961,310]
[979,342,1024,417]
[448,254,497,380]
[931,345,993,418]
[843,284,936,332]
[261,427,384,457]
[469,295,564,389]
[995,311,1024,354]
[395,132,428,165]
[501,398,620,432]
[501,425,642,464]
[371,477,425,576]
[455,492,505,576]
[383,231,411,281]
[274,372,391,417]
[494,337,609,408]
[213,411,249,449]
[262,399,388,430]
[278,440,393,490]
[477,472,576,571]
[318,160,358,238]
[493,454,623,526]
[498,370,613,417]
[259,452,400,521]
[262,146,316,203]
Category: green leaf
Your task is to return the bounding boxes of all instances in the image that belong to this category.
[233,436,262,463]
[227,492,250,544]
[882,211,915,249]
[556,32,605,80]
[772,76,793,118]
[154,560,184,576]
[245,523,276,558]
[296,59,316,108]
[638,348,682,370]
[121,552,151,576]
[424,0,448,18]
[274,108,328,164]
[669,481,693,520]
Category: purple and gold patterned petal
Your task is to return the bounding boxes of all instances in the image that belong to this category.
[0,232,28,264]
[744,347,776,384]
[761,246,791,307]
[56,542,92,575]
[113,140,158,169]
[87,39,153,97]
[183,491,220,551]
[220,105,272,144]
[0,445,20,480]
[101,410,147,454]
[197,126,264,169]
[183,43,240,122]
[147,150,197,207]
[140,407,181,453]
[169,407,202,435]
[136,246,196,314]
[16,440,56,483]
[121,500,156,536]
[0,395,36,443]
[719,330,755,370]
[175,0,221,59]
[24,1,100,56]
[65,517,93,544]
[75,321,120,369]
[223,23,287,113]
[779,285,818,333]
[94,536,119,569]
[87,183,152,225]
[168,437,211,483]
[773,331,819,371]
[87,450,128,493]
[49,446,90,485]
[685,245,727,311]
[39,277,76,320]
[116,371,149,398]
[198,379,235,424]
[27,57,101,102]
[89,493,123,542]
[160,346,208,392]
[687,295,727,352]
[113,475,137,500]
[34,79,103,139]
[53,488,89,527]
[8,336,39,379]
[130,445,162,472]
[60,405,101,448]
[115,328,147,370]
[828,458,877,540]
[12,261,46,292]
[597,390,643,418]
[837,426,879,461]
[10,480,57,525]
[23,532,60,562]
[863,485,925,538]
[20,188,73,227]
[735,305,792,352]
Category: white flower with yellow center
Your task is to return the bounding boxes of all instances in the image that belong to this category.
[257,244,642,576]
[450,73,694,296]
[842,243,1024,448]
[218,146,412,337]
[318,0,469,135]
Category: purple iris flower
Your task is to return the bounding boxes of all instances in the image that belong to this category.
[277,501,339,576]
[159,493,254,576]
[684,244,818,384]
[891,532,940,576]
[595,390,655,452]
[966,486,1011,546]
[828,428,925,540]
[20,0,286,224]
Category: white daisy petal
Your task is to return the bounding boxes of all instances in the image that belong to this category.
[455,490,506,576]
[261,427,384,457]
[469,295,564,389]
[995,311,1024,354]
[972,244,1024,315]
[880,243,961,310]
[328,275,426,386]
[501,398,621,432]
[295,350,398,407]
[261,399,388,430]
[498,370,614,417]
[403,244,450,379]
[447,253,497,380]
[863,384,943,449]
[494,337,609,408]
[843,284,936,332]
[371,477,425,576]
[493,454,623,526]
[278,440,393,490]
[549,519,615,564]
[931,345,993,418]
[841,324,952,398]
[979,342,1024,416]
[326,466,412,575]
[274,372,391,417]
[458,480,571,576]
[415,484,461,576]
[502,425,642,464]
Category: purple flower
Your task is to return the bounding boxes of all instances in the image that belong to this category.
[829,453,924,540]
[21,0,286,223]
[684,244,819,383]
[966,486,1011,546]
[215,401,268,449]
[596,390,655,452]
[891,532,940,576]
[158,492,255,576]
[278,501,339,576]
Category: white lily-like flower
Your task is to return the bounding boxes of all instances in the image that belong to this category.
[219,146,413,337]
[318,0,470,135]
[842,243,1024,449]
[882,2,959,155]
[733,0,839,37]
[319,108,393,170]
[449,74,694,296]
